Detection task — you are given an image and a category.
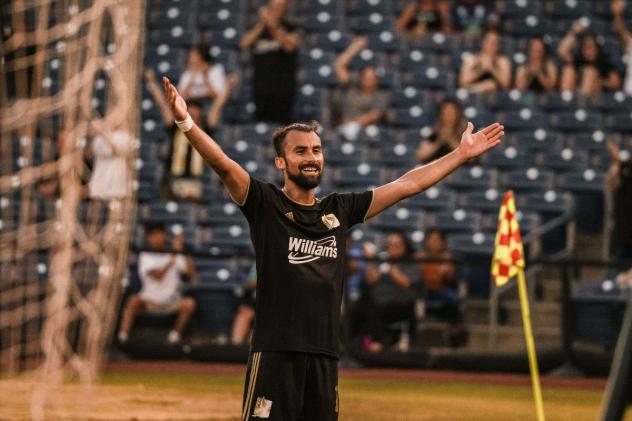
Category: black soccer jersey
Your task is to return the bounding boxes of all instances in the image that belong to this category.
[237,176,373,358]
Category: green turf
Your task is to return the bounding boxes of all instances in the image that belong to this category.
[98,371,630,421]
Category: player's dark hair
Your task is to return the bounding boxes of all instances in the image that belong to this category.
[389,230,415,257]
[425,228,447,243]
[145,222,166,235]
[272,120,321,157]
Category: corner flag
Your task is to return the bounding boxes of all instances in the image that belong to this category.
[492,190,525,287]
[491,190,545,421]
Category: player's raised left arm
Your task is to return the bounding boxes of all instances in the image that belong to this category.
[365,122,504,220]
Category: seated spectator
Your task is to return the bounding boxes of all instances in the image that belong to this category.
[118,223,197,345]
[611,0,632,96]
[395,0,451,36]
[607,140,632,273]
[514,36,558,93]
[87,122,133,201]
[231,264,256,345]
[239,0,300,124]
[176,45,238,129]
[145,68,235,200]
[363,231,418,352]
[415,99,466,164]
[558,21,621,94]
[332,36,391,141]
[417,229,462,329]
[450,0,497,35]
[459,28,512,93]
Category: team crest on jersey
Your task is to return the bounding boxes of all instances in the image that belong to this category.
[321,213,340,230]
[285,211,294,222]
[253,396,273,418]
[288,235,338,264]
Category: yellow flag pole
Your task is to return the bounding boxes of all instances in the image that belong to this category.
[517,269,545,421]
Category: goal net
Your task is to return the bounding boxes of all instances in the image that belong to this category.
[0,1,145,418]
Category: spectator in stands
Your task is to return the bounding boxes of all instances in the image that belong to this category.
[177,44,238,121]
[450,0,497,35]
[231,264,257,345]
[332,36,391,141]
[611,0,632,96]
[239,0,300,124]
[415,99,467,164]
[87,123,133,200]
[146,68,235,200]
[514,36,558,93]
[417,229,462,330]
[459,28,512,93]
[395,0,452,36]
[558,21,621,94]
[118,223,197,345]
[363,231,418,352]
[607,140,632,273]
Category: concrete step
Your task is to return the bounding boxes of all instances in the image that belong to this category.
[465,323,561,349]
[465,299,561,329]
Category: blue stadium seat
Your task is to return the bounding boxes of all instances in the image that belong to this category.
[401,65,452,90]
[443,165,496,191]
[303,12,345,33]
[197,8,242,30]
[557,169,605,233]
[325,141,367,167]
[485,91,536,112]
[459,189,504,214]
[347,0,393,15]
[501,167,555,193]
[498,0,543,18]
[497,109,549,131]
[367,31,400,53]
[549,110,603,132]
[480,145,529,170]
[406,185,456,211]
[377,142,416,168]
[503,15,553,37]
[390,86,433,109]
[333,162,382,189]
[306,31,352,52]
[545,0,590,18]
[537,91,587,112]
[429,209,481,234]
[368,206,422,231]
[604,112,632,133]
[511,129,563,152]
[147,6,194,29]
[389,105,434,128]
[202,202,247,226]
[348,13,395,34]
[536,147,587,173]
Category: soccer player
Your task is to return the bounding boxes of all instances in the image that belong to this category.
[162,77,504,420]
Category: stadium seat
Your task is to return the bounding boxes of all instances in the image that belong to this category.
[501,167,555,193]
[368,206,422,231]
[549,110,602,132]
[443,165,496,191]
[428,209,481,234]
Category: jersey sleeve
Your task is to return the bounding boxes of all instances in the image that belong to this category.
[337,190,374,227]
[236,175,273,223]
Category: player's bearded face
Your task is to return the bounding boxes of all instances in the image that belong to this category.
[285,158,322,190]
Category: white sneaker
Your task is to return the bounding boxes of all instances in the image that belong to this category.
[118,331,128,343]
[167,330,181,344]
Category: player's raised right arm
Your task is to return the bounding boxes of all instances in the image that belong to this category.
[162,76,249,204]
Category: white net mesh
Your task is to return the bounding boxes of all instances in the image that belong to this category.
[0,1,145,418]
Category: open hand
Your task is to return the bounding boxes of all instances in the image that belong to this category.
[162,76,187,121]
[458,122,504,160]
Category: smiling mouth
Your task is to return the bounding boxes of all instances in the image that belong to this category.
[300,166,320,174]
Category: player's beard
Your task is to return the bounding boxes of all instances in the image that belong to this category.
[286,161,322,190]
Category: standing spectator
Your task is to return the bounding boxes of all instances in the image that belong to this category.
[611,0,632,96]
[118,223,197,344]
[459,28,512,93]
[332,36,391,141]
[415,99,467,164]
[450,0,497,35]
[88,124,133,200]
[231,264,257,345]
[514,37,558,93]
[145,68,235,200]
[607,141,632,273]
[417,229,462,328]
[395,0,452,36]
[239,0,300,124]
[177,44,238,124]
[558,21,621,94]
[363,231,418,352]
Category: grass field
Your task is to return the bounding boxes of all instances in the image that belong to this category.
[2,365,631,420]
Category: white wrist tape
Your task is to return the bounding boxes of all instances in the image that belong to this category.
[175,113,194,133]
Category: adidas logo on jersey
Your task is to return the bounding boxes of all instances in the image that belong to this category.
[288,235,338,264]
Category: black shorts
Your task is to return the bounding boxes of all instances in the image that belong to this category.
[241,351,339,421]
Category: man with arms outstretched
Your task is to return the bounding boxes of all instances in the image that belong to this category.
[161,77,504,421]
